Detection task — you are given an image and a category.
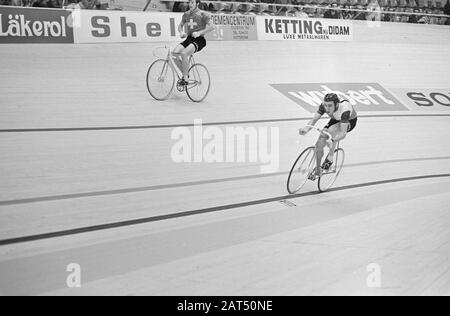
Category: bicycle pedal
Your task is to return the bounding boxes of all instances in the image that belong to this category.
[176,84,185,92]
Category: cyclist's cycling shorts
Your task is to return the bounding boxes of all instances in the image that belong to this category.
[181,35,206,53]
[325,117,358,132]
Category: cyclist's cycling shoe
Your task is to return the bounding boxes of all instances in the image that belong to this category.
[177,78,188,86]
[308,167,322,180]
[321,158,333,171]
[176,78,189,92]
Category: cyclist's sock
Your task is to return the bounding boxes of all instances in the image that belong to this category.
[322,159,333,170]
[316,167,322,177]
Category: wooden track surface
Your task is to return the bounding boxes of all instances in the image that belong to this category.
[0,23,449,295]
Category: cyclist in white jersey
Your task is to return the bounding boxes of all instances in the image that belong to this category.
[299,93,358,177]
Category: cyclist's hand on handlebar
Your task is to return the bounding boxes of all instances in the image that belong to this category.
[299,127,310,135]
[326,139,333,148]
[192,32,200,38]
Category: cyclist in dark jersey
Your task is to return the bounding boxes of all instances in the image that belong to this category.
[173,0,215,87]
[299,93,358,178]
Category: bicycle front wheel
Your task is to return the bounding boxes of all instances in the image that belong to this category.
[318,148,345,192]
[146,59,175,101]
[287,146,316,194]
[186,63,210,102]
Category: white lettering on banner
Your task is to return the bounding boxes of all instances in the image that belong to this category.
[0,14,66,37]
[73,11,182,43]
[288,85,396,108]
[271,83,407,112]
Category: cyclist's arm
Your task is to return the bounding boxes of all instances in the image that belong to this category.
[300,109,322,135]
[178,21,186,34]
[306,103,325,129]
[307,113,322,128]
[197,20,216,36]
[178,13,187,34]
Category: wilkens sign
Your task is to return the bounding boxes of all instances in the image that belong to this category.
[0,6,73,43]
[270,83,408,112]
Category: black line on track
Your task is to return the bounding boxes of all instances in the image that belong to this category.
[0,156,449,207]
[0,173,449,246]
[1,114,449,133]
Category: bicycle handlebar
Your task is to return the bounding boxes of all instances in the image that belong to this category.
[152,46,172,58]
[304,125,333,141]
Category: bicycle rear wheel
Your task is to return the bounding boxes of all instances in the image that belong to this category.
[186,63,210,102]
[318,148,345,192]
[146,59,175,101]
[287,146,316,194]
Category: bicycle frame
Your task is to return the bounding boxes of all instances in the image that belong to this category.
[304,125,341,175]
[148,45,210,102]
[287,125,345,193]
[154,46,197,81]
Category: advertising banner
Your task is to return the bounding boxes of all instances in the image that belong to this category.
[72,10,182,43]
[270,83,408,112]
[257,16,353,42]
[206,14,257,41]
[391,88,450,112]
[73,10,258,43]
[0,6,73,44]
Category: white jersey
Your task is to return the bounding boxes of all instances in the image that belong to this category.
[317,101,357,122]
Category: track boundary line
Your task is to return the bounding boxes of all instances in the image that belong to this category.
[1,156,449,206]
[0,173,449,246]
[1,114,449,133]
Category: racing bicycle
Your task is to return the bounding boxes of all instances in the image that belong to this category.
[287,125,345,194]
[146,46,211,103]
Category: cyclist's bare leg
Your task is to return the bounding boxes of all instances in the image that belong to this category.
[315,135,328,176]
[179,44,196,79]
[327,141,337,162]
[324,125,341,162]
[172,44,185,73]
[314,125,340,175]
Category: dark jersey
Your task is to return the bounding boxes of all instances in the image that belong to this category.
[181,8,211,36]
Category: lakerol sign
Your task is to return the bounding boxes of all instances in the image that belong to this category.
[271,83,408,112]
[0,6,73,43]
[257,16,353,41]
